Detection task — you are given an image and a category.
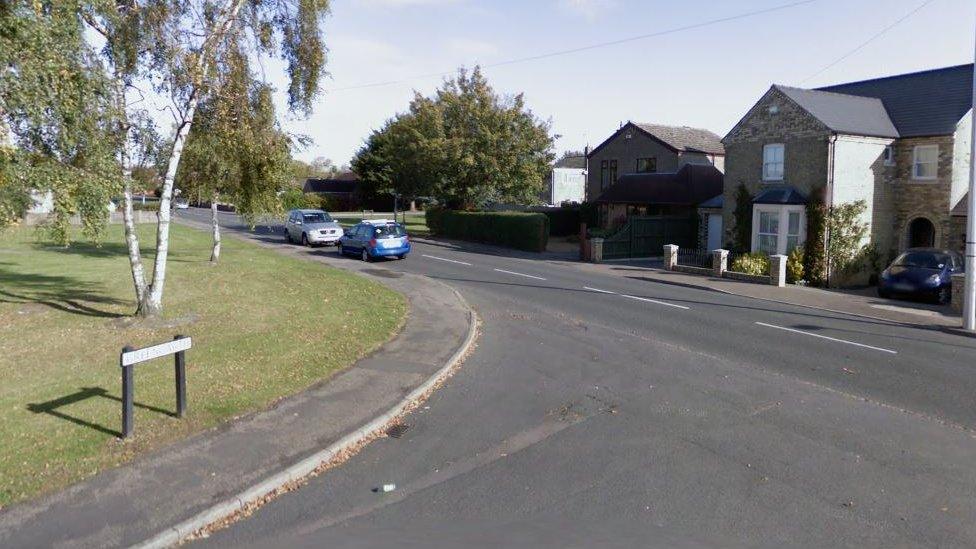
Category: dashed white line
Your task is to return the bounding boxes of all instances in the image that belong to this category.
[621,294,690,310]
[493,268,546,281]
[754,322,897,354]
[422,254,472,266]
[583,286,617,294]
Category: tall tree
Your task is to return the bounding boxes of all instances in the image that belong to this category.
[0,1,120,244]
[354,67,555,209]
[82,0,330,316]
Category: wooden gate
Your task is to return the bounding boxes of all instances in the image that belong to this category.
[602,216,695,260]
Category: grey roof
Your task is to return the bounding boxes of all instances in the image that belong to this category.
[594,164,724,206]
[633,123,725,155]
[753,185,807,205]
[775,85,899,138]
[554,155,586,169]
[817,64,973,137]
[698,194,723,209]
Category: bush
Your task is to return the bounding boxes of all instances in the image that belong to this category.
[280,188,319,211]
[730,252,770,276]
[787,247,805,283]
[429,210,549,252]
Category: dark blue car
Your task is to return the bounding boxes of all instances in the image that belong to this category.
[337,220,410,262]
[877,248,963,304]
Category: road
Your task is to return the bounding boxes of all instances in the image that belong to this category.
[179,208,976,548]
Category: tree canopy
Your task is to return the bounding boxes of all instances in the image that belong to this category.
[353,67,555,209]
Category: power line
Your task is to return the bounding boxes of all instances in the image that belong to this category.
[799,0,939,85]
[326,0,820,92]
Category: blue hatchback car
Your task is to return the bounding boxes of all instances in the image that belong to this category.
[877,248,963,304]
[338,220,410,261]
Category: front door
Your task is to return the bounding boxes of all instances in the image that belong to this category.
[707,213,722,251]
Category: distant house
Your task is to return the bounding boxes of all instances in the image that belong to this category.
[594,164,724,231]
[544,155,587,205]
[586,122,725,207]
[722,64,973,275]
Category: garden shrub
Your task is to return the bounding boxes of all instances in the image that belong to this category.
[730,252,770,276]
[787,246,805,283]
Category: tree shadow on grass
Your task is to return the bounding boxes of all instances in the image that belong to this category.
[29,241,201,264]
[0,268,129,318]
[27,387,177,438]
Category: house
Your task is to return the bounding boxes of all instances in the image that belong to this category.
[722,64,973,275]
[594,164,724,246]
[544,154,587,205]
[586,122,725,205]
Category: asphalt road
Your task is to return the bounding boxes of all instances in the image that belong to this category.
[178,209,976,548]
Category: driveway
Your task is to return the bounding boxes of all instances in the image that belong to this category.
[178,208,976,548]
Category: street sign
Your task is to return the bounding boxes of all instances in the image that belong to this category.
[121,337,192,366]
[119,335,191,438]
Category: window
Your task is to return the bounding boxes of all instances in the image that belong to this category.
[763,144,785,181]
[883,145,895,166]
[609,160,618,186]
[786,211,801,251]
[600,160,609,190]
[636,157,657,173]
[757,211,779,254]
[912,145,938,180]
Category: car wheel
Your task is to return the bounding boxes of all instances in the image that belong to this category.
[302,233,309,247]
[361,248,371,262]
[937,287,951,305]
[336,243,343,255]
[877,287,890,299]
[285,229,292,244]
[397,254,405,260]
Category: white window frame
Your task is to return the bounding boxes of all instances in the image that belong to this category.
[912,145,939,181]
[883,145,895,166]
[751,204,806,256]
[762,144,785,181]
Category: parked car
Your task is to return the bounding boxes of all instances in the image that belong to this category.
[173,199,190,210]
[338,219,410,261]
[284,209,344,246]
[877,248,963,304]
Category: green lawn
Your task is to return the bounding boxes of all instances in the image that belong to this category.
[0,224,405,507]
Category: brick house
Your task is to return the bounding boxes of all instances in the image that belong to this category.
[586,122,725,227]
[722,64,973,275]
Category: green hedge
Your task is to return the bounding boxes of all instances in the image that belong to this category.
[425,209,549,252]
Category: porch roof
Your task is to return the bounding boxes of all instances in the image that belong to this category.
[752,186,807,205]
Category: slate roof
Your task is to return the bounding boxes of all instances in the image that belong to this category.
[817,64,973,138]
[698,194,724,209]
[594,164,724,206]
[752,185,807,205]
[554,155,586,169]
[774,86,899,138]
[633,123,725,155]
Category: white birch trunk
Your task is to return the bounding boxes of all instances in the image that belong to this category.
[141,0,244,315]
[122,178,149,306]
[210,196,221,263]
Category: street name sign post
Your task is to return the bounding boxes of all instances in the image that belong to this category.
[119,335,191,438]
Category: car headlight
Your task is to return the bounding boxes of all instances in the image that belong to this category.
[926,274,941,285]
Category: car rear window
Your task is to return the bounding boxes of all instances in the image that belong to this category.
[373,224,406,238]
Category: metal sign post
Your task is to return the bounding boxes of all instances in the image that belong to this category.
[119,335,192,438]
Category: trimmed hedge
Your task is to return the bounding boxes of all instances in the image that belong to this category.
[425,208,549,252]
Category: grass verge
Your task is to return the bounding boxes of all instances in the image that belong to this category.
[0,223,405,507]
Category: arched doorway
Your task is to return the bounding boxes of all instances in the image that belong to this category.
[907,217,936,248]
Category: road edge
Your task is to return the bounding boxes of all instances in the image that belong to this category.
[131,287,480,549]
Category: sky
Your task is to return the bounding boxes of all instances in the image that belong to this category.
[270,0,976,166]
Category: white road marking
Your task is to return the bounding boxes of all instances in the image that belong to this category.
[583,286,617,294]
[422,254,472,266]
[754,322,897,355]
[621,294,690,310]
[493,268,546,281]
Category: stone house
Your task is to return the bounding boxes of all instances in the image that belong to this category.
[722,64,973,275]
[586,122,725,227]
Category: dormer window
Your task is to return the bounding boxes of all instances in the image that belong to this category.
[883,146,895,166]
[763,144,785,181]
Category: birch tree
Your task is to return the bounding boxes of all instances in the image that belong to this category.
[83,0,330,316]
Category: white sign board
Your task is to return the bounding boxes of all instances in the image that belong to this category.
[121,338,192,366]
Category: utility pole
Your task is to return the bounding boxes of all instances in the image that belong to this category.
[964,18,976,331]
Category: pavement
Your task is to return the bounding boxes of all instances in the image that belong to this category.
[162,208,976,548]
[0,215,476,548]
[571,259,962,328]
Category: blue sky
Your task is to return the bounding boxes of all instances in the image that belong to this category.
[274,0,976,165]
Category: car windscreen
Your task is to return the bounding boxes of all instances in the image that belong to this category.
[373,224,406,238]
[302,213,332,223]
[893,252,947,269]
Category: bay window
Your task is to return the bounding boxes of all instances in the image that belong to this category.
[752,204,805,256]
